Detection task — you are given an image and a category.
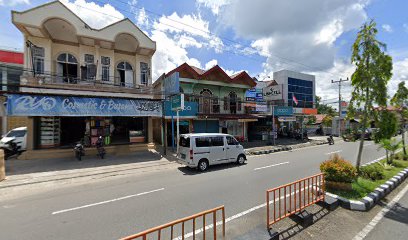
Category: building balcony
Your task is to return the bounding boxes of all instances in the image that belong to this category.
[19,73,153,96]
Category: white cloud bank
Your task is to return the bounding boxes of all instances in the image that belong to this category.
[0,0,29,6]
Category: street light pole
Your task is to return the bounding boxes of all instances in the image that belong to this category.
[331,78,349,136]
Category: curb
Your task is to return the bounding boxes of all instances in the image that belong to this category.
[246,141,327,156]
[327,167,408,211]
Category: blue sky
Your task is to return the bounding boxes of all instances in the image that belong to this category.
[1,0,407,102]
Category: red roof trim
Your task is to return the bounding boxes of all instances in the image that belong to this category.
[165,63,256,87]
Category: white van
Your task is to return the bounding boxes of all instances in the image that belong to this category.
[178,133,246,171]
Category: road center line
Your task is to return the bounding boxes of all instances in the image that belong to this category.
[325,150,342,155]
[52,188,164,215]
[254,161,290,171]
[353,183,408,240]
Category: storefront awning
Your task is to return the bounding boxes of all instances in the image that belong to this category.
[197,114,259,120]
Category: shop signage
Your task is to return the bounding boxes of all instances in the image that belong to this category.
[256,103,268,112]
[341,101,348,117]
[245,87,263,102]
[302,108,318,115]
[273,106,293,116]
[293,108,303,114]
[171,94,184,111]
[165,101,198,117]
[278,116,296,122]
[263,84,283,101]
[164,72,180,95]
[6,94,162,117]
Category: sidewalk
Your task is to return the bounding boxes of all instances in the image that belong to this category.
[244,136,335,155]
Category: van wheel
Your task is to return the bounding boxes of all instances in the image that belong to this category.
[198,159,209,172]
[237,155,246,165]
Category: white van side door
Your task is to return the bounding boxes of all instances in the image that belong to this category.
[226,136,241,162]
[209,136,227,164]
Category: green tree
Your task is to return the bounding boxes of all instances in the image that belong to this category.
[391,81,408,155]
[348,20,393,171]
[374,110,398,143]
[378,138,402,164]
[322,115,333,127]
[316,96,337,116]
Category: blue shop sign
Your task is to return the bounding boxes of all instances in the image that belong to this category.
[6,94,162,117]
[273,106,293,116]
[164,101,198,117]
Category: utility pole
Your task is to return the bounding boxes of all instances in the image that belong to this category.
[331,78,349,136]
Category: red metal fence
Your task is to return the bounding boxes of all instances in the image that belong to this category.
[120,206,225,240]
[266,173,325,228]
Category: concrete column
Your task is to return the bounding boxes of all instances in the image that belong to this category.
[26,117,35,150]
[95,45,101,81]
[148,117,153,143]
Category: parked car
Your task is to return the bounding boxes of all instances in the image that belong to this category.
[177,133,247,171]
[0,127,27,151]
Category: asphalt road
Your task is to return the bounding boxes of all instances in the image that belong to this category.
[0,140,391,239]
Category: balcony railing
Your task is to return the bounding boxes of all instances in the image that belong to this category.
[20,74,152,95]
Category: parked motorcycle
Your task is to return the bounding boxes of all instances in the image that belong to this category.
[96,136,106,159]
[1,138,21,159]
[74,140,85,161]
[327,135,334,145]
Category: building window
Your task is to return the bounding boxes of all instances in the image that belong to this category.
[288,77,314,108]
[140,62,149,85]
[32,46,44,75]
[117,61,133,87]
[57,53,78,83]
[200,89,212,114]
[229,92,237,114]
[101,56,110,81]
[82,54,96,81]
[84,54,94,64]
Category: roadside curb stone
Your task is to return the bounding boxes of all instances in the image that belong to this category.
[327,167,408,211]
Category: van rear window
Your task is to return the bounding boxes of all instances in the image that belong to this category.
[179,137,190,147]
[195,137,210,147]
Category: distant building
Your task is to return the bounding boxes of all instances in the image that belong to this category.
[0,49,24,134]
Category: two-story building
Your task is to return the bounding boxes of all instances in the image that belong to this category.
[8,1,160,159]
[153,63,257,146]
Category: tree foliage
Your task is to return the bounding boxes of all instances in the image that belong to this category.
[347,20,393,170]
[391,81,408,155]
[316,96,337,116]
[374,110,398,143]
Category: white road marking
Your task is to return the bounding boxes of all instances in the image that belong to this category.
[173,183,323,240]
[353,183,408,240]
[254,161,290,171]
[325,150,342,155]
[52,188,164,215]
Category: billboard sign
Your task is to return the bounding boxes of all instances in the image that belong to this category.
[273,106,293,116]
[171,93,184,111]
[263,84,283,101]
[164,72,180,95]
[6,94,162,117]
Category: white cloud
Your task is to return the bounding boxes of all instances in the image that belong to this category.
[0,0,29,6]
[403,23,408,33]
[205,59,218,69]
[218,0,368,75]
[136,8,149,27]
[382,24,393,33]
[389,58,408,96]
[196,0,231,15]
[60,0,124,29]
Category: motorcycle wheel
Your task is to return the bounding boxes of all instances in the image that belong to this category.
[76,151,82,161]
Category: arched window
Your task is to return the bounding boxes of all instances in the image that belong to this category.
[200,89,212,114]
[117,61,134,87]
[56,53,78,83]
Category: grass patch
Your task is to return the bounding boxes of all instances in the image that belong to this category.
[328,159,408,200]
